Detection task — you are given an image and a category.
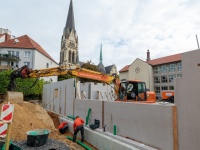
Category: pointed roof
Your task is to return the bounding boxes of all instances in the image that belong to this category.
[65,0,75,31]
[105,65,115,73]
[98,63,106,74]
[99,44,103,64]
[0,35,57,64]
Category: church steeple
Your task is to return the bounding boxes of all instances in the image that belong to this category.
[99,43,103,64]
[60,0,78,67]
[65,0,75,31]
[98,44,106,74]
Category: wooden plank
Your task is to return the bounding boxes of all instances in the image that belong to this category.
[172,106,178,150]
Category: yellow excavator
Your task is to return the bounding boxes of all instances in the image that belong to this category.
[7,64,156,103]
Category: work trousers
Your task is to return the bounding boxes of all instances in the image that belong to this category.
[73,125,84,142]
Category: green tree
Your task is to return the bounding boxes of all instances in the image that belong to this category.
[0,70,50,100]
[80,60,100,83]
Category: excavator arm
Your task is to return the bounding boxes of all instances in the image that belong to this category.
[7,65,120,94]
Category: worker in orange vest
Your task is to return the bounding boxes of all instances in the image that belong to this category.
[58,122,68,134]
[73,116,85,142]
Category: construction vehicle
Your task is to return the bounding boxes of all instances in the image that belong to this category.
[161,90,174,103]
[7,64,156,103]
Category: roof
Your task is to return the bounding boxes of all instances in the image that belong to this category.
[98,62,106,74]
[119,65,130,73]
[148,53,182,66]
[0,35,57,64]
[105,65,115,73]
[65,0,75,31]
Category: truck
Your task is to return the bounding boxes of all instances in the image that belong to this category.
[7,64,156,103]
[161,90,174,103]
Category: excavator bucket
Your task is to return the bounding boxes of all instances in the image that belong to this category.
[6,91,23,103]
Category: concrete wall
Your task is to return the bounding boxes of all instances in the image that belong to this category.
[175,49,200,150]
[43,79,75,116]
[43,79,176,150]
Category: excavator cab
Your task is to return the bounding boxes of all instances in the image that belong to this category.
[117,80,156,103]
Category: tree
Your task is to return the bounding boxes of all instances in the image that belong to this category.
[0,70,50,100]
[80,60,100,83]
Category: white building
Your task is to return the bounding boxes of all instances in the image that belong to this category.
[0,29,58,82]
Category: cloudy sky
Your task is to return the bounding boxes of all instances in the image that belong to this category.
[1,0,200,70]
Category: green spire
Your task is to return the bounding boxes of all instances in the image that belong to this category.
[100,43,103,64]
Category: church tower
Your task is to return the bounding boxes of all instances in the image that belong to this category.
[60,0,78,66]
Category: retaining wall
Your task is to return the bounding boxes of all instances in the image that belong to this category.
[43,79,177,150]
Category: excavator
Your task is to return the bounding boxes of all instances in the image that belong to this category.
[7,64,156,103]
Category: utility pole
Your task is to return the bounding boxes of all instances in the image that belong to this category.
[196,34,200,49]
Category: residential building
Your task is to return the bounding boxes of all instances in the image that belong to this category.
[0,30,58,82]
[119,50,183,99]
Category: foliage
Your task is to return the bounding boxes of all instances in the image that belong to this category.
[0,70,12,93]
[80,60,100,83]
[0,70,50,100]
[81,60,99,72]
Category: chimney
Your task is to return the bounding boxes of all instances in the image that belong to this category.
[146,49,150,61]
[5,33,11,41]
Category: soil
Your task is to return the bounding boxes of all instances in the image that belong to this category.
[0,100,98,150]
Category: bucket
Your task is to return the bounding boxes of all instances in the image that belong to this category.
[26,129,51,147]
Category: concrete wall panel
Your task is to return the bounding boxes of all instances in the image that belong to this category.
[80,82,90,99]
[175,49,200,150]
[74,99,103,127]
[104,101,174,150]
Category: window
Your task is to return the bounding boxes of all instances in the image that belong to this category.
[154,66,160,74]
[169,86,174,90]
[46,63,49,68]
[16,51,19,57]
[72,51,75,63]
[8,51,14,55]
[154,86,160,94]
[168,74,176,83]
[177,62,182,71]
[24,62,30,67]
[7,62,14,66]
[24,51,31,57]
[154,76,160,83]
[161,65,167,73]
[161,75,168,83]
[161,86,168,90]
[168,64,176,72]
[68,51,71,62]
[177,73,182,77]
[16,62,19,67]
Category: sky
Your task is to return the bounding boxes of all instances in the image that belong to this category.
[1,0,200,71]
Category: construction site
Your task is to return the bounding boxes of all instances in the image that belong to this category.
[0,49,199,150]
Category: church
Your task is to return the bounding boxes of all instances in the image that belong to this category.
[59,0,117,75]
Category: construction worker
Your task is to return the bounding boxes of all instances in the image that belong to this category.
[73,116,85,143]
[58,122,68,134]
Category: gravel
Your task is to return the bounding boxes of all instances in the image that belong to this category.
[12,138,70,150]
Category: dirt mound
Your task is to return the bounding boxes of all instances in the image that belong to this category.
[0,101,85,150]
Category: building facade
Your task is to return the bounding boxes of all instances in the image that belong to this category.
[0,30,58,82]
[119,50,183,99]
[60,0,78,67]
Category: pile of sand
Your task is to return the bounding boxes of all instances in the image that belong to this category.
[0,101,85,150]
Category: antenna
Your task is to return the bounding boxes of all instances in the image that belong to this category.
[196,34,199,49]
